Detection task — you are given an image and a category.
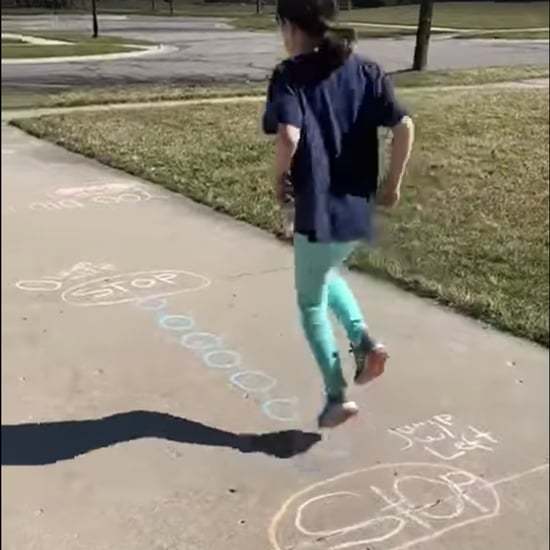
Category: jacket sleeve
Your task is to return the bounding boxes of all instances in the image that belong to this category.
[262,64,303,135]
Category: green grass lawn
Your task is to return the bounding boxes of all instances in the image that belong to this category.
[231,13,453,37]
[340,1,549,29]
[2,65,548,111]
[217,2,550,38]
[23,31,152,46]
[1,37,25,44]
[1,34,150,59]
[4,1,547,33]
[10,86,548,345]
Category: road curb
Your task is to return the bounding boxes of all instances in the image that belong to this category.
[1,43,177,65]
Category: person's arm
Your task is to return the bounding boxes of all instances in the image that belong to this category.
[262,70,279,136]
[275,124,300,202]
[380,115,414,207]
[373,68,415,207]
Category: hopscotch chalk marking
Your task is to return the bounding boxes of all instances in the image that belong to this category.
[158,314,195,331]
[389,414,498,461]
[262,398,299,423]
[61,270,211,307]
[268,462,549,550]
[229,371,277,394]
[202,350,241,370]
[181,332,222,351]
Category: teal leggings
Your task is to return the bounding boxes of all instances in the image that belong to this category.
[294,233,367,399]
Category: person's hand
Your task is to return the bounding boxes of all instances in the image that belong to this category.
[377,178,401,209]
[275,181,285,204]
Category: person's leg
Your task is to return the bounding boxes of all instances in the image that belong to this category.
[327,272,369,347]
[326,243,388,385]
[293,234,346,400]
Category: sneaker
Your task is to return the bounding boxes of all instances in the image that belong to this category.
[317,397,359,429]
[351,337,389,386]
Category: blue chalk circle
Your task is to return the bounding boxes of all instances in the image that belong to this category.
[261,398,299,422]
[136,297,169,311]
[229,370,277,394]
[202,350,241,370]
[181,332,221,350]
[159,314,194,331]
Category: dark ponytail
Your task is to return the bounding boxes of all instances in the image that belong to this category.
[319,24,357,67]
[276,0,357,68]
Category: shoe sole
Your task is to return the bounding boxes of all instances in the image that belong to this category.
[355,347,389,386]
[318,407,359,429]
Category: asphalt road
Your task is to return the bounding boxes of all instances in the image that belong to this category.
[2,14,549,88]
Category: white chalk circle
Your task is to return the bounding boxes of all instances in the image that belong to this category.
[159,315,194,332]
[262,398,299,423]
[135,297,169,311]
[202,350,241,370]
[269,462,499,550]
[229,370,277,394]
[181,332,222,350]
[16,279,62,292]
[61,270,211,307]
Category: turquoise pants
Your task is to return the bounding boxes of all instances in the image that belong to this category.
[294,233,367,399]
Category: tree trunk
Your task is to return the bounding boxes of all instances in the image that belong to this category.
[91,0,98,37]
[412,0,434,71]
[256,0,262,15]
[169,0,174,16]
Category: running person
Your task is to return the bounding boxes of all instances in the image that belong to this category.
[263,0,414,429]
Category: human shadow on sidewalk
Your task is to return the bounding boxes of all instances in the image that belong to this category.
[2,410,322,466]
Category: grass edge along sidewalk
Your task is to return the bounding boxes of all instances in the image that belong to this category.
[9,86,550,347]
[1,33,152,60]
[2,65,548,111]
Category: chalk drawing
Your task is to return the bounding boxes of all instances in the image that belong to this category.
[29,199,85,211]
[181,332,222,351]
[136,297,169,312]
[53,183,138,198]
[158,314,195,331]
[16,262,116,293]
[388,414,498,461]
[6,183,166,216]
[229,371,277,394]
[61,270,211,307]
[202,350,241,370]
[91,193,146,205]
[142,297,299,424]
[269,462,549,550]
[16,279,62,292]
[262,398,299,423]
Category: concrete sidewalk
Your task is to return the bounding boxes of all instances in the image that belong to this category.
[2,76,548,122]
[1,125,548,550]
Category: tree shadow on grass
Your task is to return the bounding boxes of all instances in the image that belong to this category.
[1,410,322,466]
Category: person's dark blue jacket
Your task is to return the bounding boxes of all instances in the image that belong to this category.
[263,52,408,243]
